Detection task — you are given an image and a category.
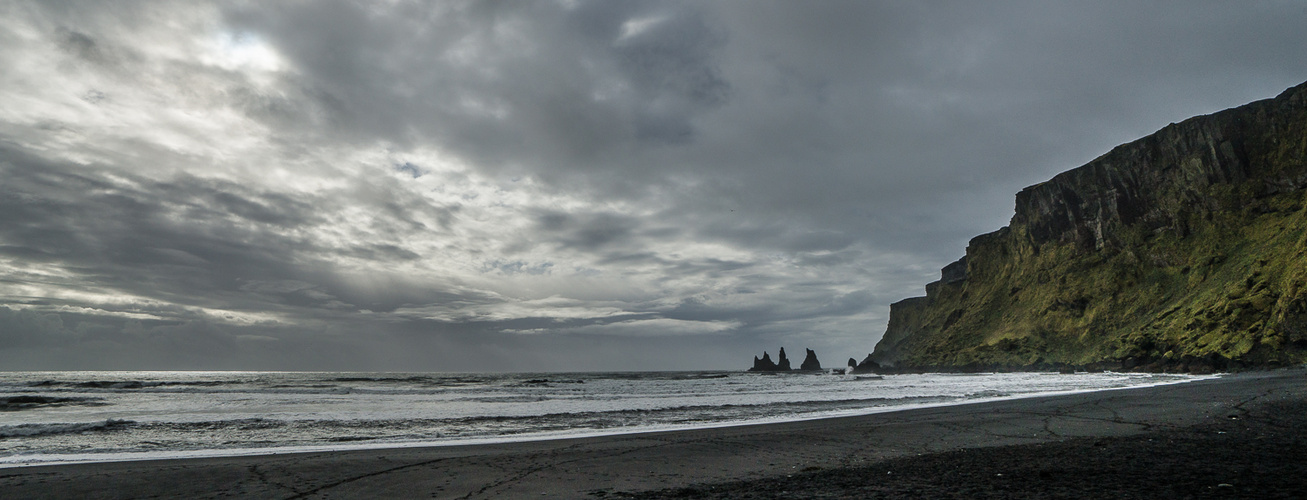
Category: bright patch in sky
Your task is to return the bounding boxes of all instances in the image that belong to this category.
[205,31,281,72]
[618,15,665,42]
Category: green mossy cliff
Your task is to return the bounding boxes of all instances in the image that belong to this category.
[871,81,1307,373]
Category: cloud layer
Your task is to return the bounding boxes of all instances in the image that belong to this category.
[2,1,1305,370]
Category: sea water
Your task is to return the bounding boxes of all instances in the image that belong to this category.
[0,370,1204,467]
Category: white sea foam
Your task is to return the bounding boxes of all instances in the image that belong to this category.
[0,370,1212,467]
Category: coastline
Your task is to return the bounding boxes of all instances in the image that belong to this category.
[0,368,1301,499]
[0,371,1207,469]
[2,368,1202,469]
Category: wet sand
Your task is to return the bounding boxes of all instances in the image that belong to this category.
[1,369,1302,499]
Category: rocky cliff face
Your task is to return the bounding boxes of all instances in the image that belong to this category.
[871,81,1307,373]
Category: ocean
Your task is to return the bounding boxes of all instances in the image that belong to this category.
[0,370,1204,467]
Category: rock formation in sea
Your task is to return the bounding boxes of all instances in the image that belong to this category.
[749,348,793,371]
[871,80,1307,373]
[799,348,822,371]
[854,353,881,373]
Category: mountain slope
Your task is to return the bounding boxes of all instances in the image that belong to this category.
[872,81,1307,373]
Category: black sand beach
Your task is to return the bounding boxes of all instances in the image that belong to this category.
[1,369,1303,499]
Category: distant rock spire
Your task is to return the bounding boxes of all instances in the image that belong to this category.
[799,348,822,371]
[749,349,792,371]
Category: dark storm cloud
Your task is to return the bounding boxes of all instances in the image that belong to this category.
[534,210,639,252]
[0,150,314,303]
[219,0,729,168]
[213,0,1307,248]
[0,147,469,319]
[2,0,1306,370]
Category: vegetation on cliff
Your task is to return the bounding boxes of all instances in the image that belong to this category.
[872,81,1307,372]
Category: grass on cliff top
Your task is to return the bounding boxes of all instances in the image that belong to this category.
[900,188,1307,369]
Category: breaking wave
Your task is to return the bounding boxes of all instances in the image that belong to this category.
[0,419,135,438]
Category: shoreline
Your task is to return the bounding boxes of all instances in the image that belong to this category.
[625,375,1307,499]
[0,369,1301,499]
[0,371,1210,469]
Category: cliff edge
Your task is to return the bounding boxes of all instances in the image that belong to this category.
[871,81,1307,373]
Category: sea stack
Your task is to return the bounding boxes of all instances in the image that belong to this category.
[799,348,822,371]
[749,348,794,372]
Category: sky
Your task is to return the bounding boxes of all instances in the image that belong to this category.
[2,1,1305,372]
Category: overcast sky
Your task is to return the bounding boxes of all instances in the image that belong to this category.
[2,1,1305,371]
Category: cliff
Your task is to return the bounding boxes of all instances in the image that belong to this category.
[871,81,1307,373]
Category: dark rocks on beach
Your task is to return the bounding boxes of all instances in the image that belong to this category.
[800,349,822,371]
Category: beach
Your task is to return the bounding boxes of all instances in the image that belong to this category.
[1,369,1303,499]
